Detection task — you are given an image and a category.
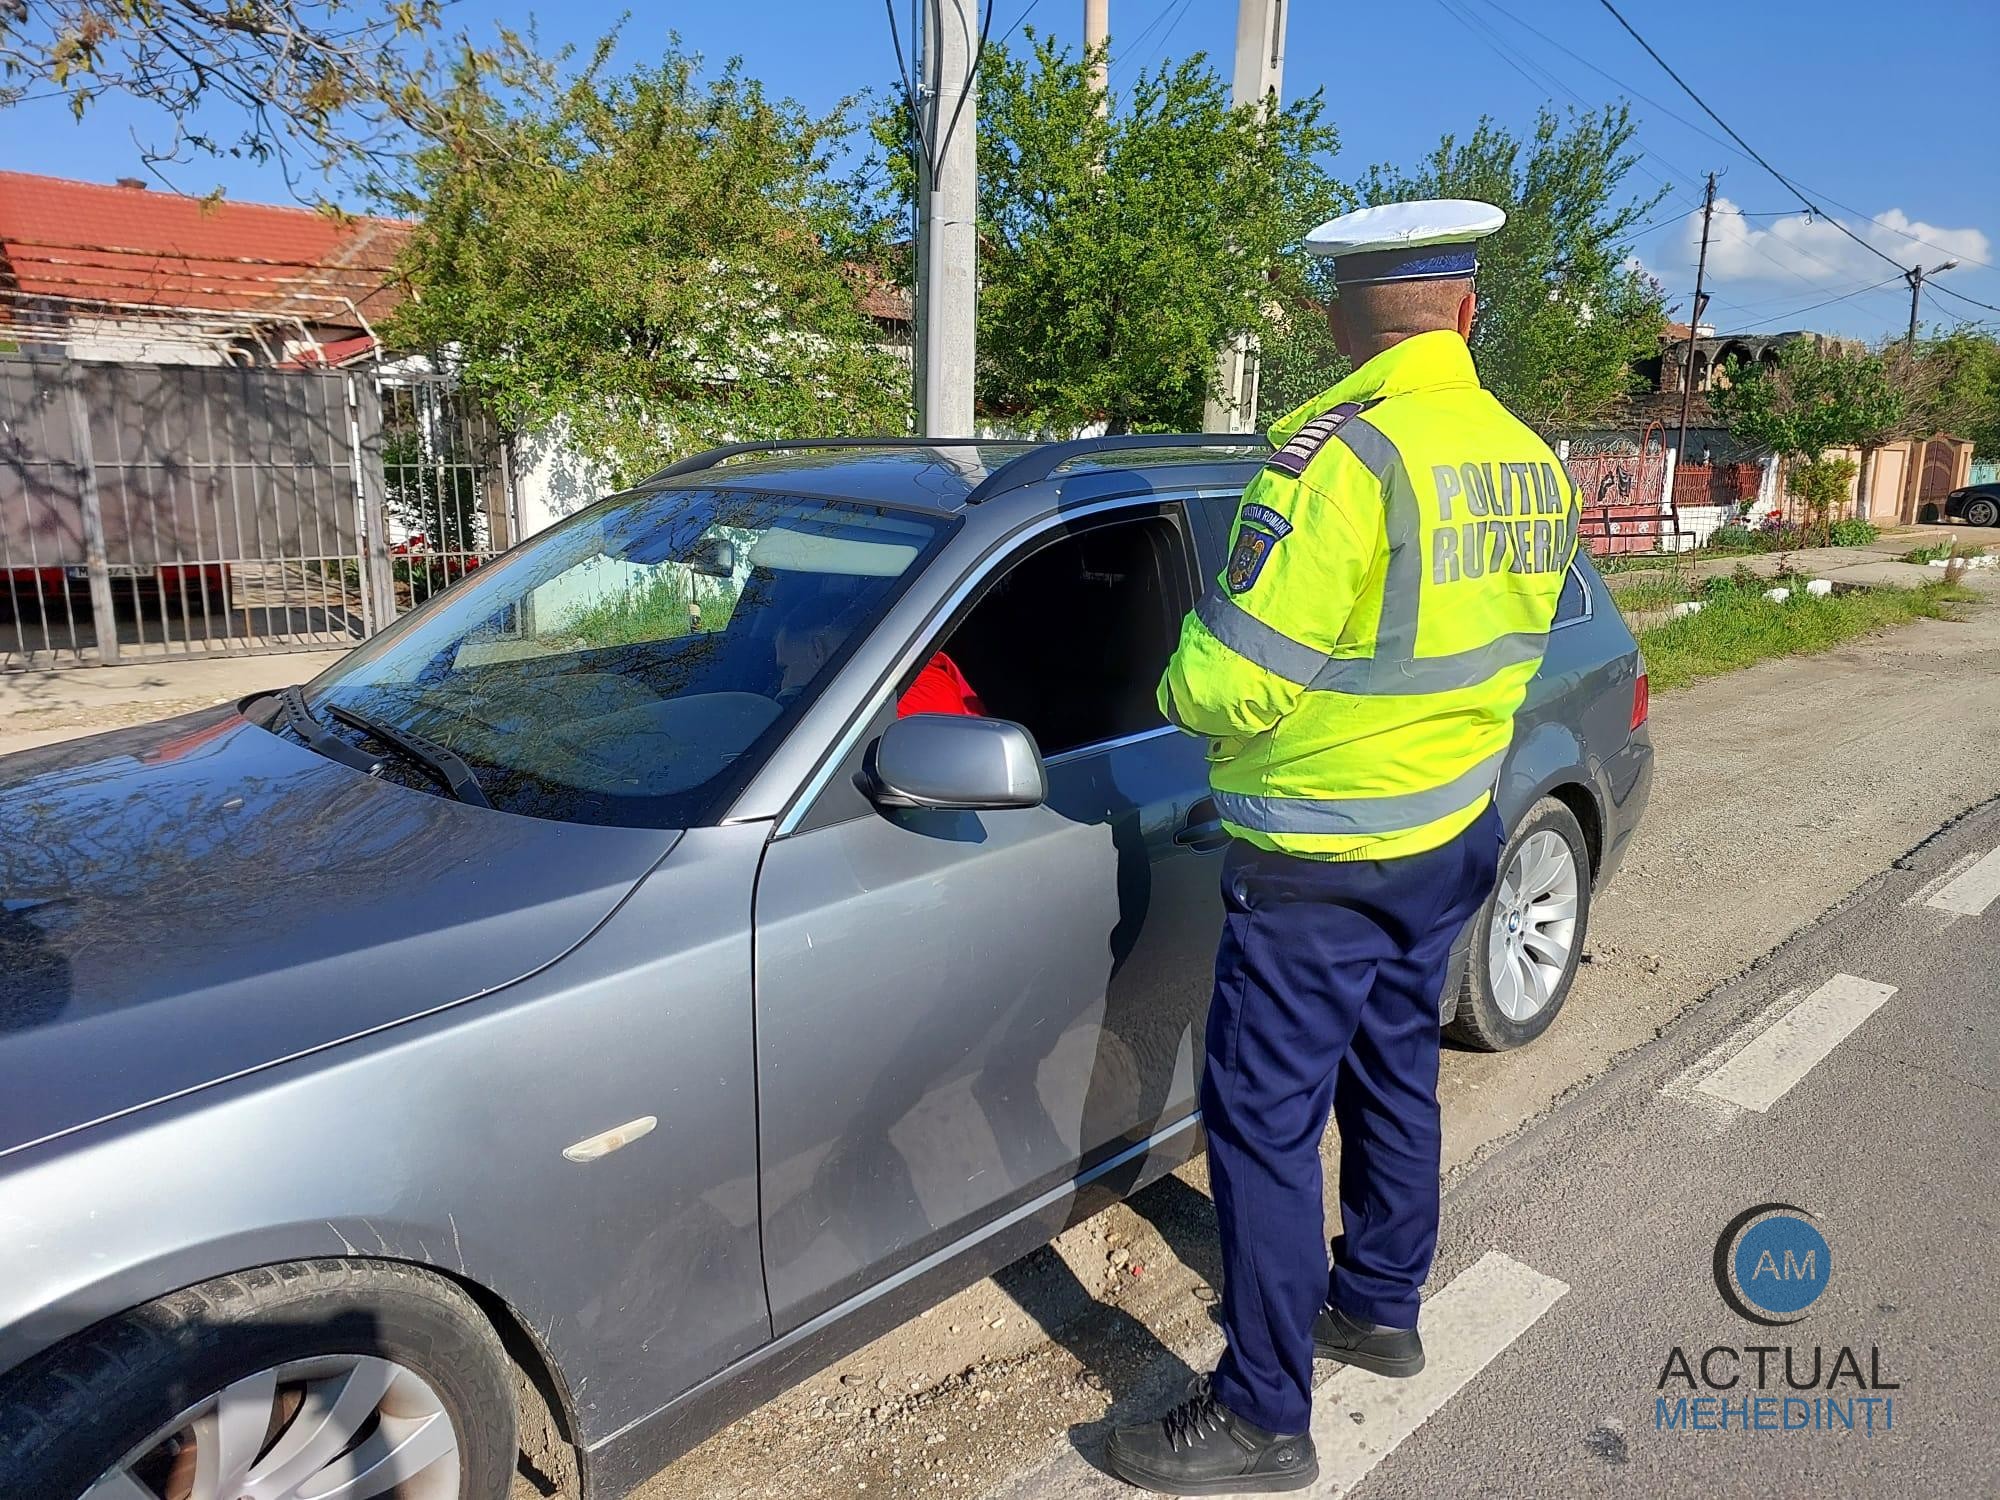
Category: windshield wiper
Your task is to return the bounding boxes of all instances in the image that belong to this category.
[326,702,492,808]
[277,686,387,779]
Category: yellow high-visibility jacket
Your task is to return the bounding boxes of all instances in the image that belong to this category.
[1159,329,1578,861]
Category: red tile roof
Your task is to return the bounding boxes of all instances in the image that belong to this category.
[0,171,409,331]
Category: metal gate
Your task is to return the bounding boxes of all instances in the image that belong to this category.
[1566,430,1684,556]
[0,357,511,671]
[1917,438,1960,510]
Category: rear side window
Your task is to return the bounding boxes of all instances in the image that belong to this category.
[1553,565,1591,627]
[1194,495,1245,578]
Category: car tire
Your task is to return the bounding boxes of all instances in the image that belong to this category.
[0,1259,517,1500]
[1964,495,2000,528]
[1447,796,1592,1052]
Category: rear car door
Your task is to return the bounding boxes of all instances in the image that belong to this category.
[751,500,1224,1332]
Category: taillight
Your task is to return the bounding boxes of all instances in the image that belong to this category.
[1631,668,1650,731]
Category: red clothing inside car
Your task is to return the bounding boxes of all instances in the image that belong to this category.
[898,652,986,718]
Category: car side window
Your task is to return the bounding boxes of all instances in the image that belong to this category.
[789,506,1198,835]
[1552,564,1591,628]
[934,512,1193,757]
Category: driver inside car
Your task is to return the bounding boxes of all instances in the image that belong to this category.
[771,591,856,701]
[896,650,985,718]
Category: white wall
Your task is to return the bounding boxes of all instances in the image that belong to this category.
[511,417,617,539]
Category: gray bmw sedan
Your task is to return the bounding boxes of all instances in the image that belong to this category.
[0,437,1650,1500]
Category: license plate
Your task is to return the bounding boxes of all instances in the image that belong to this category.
[66,563,153,580]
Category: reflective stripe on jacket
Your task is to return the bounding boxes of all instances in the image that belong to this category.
[1159,330,1578,861]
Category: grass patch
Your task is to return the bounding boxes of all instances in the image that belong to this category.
[1639,582,1977,693]
[558,569,737,649]
[1903,542,1959,564]
[1594,552,1679,575]
[1609,575,1695,612]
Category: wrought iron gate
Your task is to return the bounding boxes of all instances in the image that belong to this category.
[0,356,512,671]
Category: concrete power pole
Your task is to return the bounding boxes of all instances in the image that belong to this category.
[915,0,980,437]
[1674,172,1717,472]
[1204,0,1288,434]
[1085,0,1109,107]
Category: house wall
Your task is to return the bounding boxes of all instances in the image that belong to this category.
[512,417,617,539]
[41,315,241,366]
[1821,442,1911,523]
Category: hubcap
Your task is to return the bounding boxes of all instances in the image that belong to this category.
[83,1355,460,1500]
[1486,829,1580,1023]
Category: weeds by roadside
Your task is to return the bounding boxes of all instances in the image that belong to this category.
[1639,581,1977,693]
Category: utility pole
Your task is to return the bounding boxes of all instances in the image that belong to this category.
[1674,172,1717,472]
[1204,0,1288,434]
[915,0,980,437]
[1085,0,1109,108]
[1664,170,1718,552]
[1904,258,1956,348]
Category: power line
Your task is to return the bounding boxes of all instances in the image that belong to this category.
[1723,274,1906,332]
[1432,2,1864,298]
[1708,276,1907,316]
[1476,0,1991,276]
[999,0,1042,42]
[1111,0,1197,89]
[1593,0,1911,280]
[1927,280,2000,316]
[1466,0,1997,280]
[1469,0,1746,163]
[1786,185,1995,272]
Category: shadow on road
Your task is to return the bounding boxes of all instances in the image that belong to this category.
[993,1171,1228,1471]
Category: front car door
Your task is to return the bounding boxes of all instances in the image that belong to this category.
[751,498,1227,1332]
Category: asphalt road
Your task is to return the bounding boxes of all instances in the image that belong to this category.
[997,789,2000,1500]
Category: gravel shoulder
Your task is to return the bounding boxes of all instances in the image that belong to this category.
[639,589,2000,1500]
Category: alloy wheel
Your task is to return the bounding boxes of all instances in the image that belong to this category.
[1486,829,1580,1023]
[83,1355,460,1500]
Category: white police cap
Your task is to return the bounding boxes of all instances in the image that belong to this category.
[1304,199,1506,285]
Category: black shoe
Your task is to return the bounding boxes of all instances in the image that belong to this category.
[1312,1304,1425,1377]
[1103,1374,1317,1495]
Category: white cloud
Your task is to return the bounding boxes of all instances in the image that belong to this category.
[1684,197,1990,287]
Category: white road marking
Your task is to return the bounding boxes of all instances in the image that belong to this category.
[1303,1252,1568,1497]
[1691,974,1896,1114]
[1924,846,2000,917]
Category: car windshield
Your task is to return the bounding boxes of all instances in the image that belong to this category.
[301,486,951,827]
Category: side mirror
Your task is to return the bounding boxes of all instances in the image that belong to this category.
[864,714,1047,811]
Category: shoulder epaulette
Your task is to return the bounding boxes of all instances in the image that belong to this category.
[1265,399,1379,478]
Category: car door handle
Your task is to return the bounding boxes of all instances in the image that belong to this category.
[1174,797,1231,852]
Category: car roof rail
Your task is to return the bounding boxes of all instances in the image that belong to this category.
[642,437,994,485]
[963,433,1270,505]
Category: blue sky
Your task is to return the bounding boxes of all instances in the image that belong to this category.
[11,0,1998,340]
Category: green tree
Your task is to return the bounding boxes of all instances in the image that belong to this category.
[1710,338,1905,541]
[0,0,525,193]
[876,33,1342,433]
[1255,253,1349,422]
[386,40,909,484]
[1920,327,2000,458]
[1276,106,1667,433]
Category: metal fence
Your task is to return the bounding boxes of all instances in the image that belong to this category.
[0,356,511,671]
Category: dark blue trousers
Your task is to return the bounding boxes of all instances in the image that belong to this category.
[1201,808,1503,1435]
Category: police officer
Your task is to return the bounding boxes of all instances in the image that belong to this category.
[1104,200,1579,1495]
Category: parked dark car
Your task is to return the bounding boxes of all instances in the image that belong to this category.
[1943,481,2000,527]
[0,437,1651,1500]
